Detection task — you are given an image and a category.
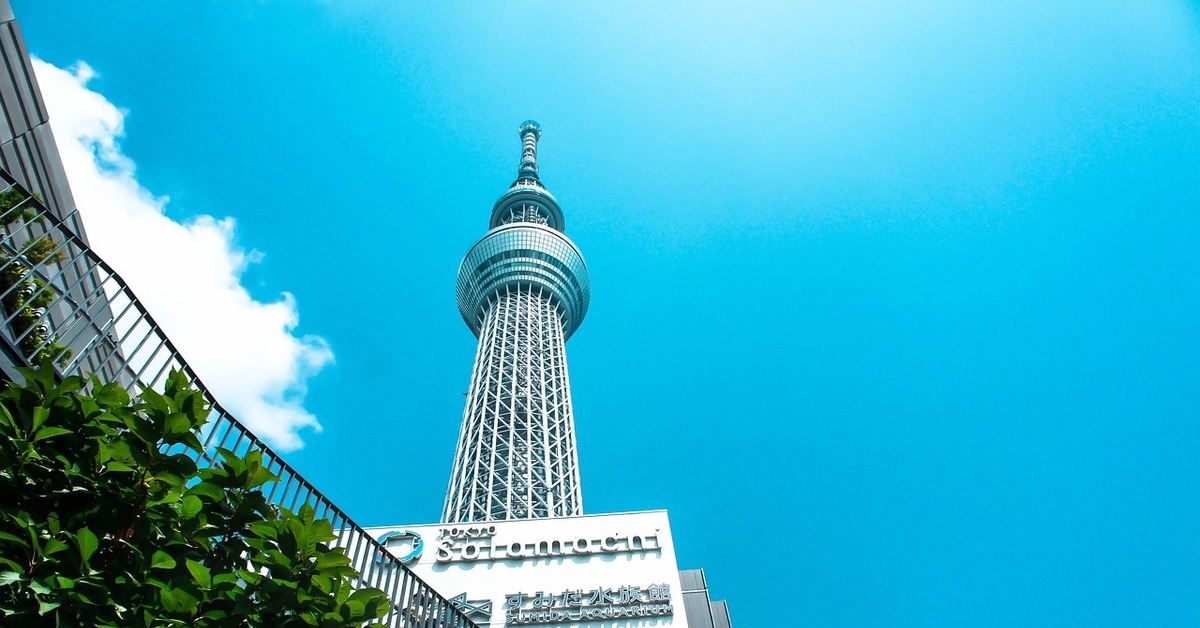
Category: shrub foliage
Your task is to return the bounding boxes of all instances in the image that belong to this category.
[0,365,387,626]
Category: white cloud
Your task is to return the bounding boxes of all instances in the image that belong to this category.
[32,58,333,451]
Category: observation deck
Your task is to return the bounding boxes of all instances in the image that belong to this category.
[457,222,590,340]
[457,121,590,340]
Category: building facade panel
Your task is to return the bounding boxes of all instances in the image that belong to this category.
[0,2,84,234]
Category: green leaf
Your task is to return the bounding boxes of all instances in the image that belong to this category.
[236,568,262,585]
[150,550,176,570]
[180,432,204,453]
[247,521,277,540]
[164,412,190,435]
[0,571,21,586]
[315,551,350,570]
[32,426,72,441]
[212,573,239,587]
[137,387,168,414]
[248,466,278,489]
[215,447,243,470]
[153,471,185,489]
[42,538,68,557]
[185,559,211,589]
[0,405,16,430]
[95,411,125,426]
[297,503,316,525]
[53,375,84,396]
[94,383,130,408]
[30,406,49,432]
[76,527,98,563]
[164,452,199,476]
[158,586,199,614]
[180,495,202,519]
[37,599,60,616]
[186,482,224,502]
[105,461,135,473]
[100,439,134,463]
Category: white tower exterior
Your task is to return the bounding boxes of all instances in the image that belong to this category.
[443,122,591,522]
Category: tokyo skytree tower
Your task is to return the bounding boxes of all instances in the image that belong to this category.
[443,121,591,522]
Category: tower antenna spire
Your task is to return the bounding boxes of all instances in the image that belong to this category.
[517,120,541,182]
[446,121,590,522]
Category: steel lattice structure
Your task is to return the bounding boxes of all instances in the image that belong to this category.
[444,122,591,522]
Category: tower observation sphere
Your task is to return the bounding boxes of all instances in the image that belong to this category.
[443,121,591,522]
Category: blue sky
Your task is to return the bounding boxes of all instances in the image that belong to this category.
[15,1,1200,625]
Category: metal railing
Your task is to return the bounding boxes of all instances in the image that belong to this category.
[0,171,474,628]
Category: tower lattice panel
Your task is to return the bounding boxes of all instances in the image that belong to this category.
[444,285,582,522]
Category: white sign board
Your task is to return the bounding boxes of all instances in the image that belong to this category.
[364,510,687,627]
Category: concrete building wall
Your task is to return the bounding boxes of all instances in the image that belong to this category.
[0,2,121,383]
[0,0,88,239]
[680,569,733,628]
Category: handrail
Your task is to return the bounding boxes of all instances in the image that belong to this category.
[0,171,474,627]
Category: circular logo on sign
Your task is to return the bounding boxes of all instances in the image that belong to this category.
[377,530,424,564]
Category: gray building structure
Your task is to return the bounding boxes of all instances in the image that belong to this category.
[0,0,85,233]
[0,0,125,383]
[681,569,734,628]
